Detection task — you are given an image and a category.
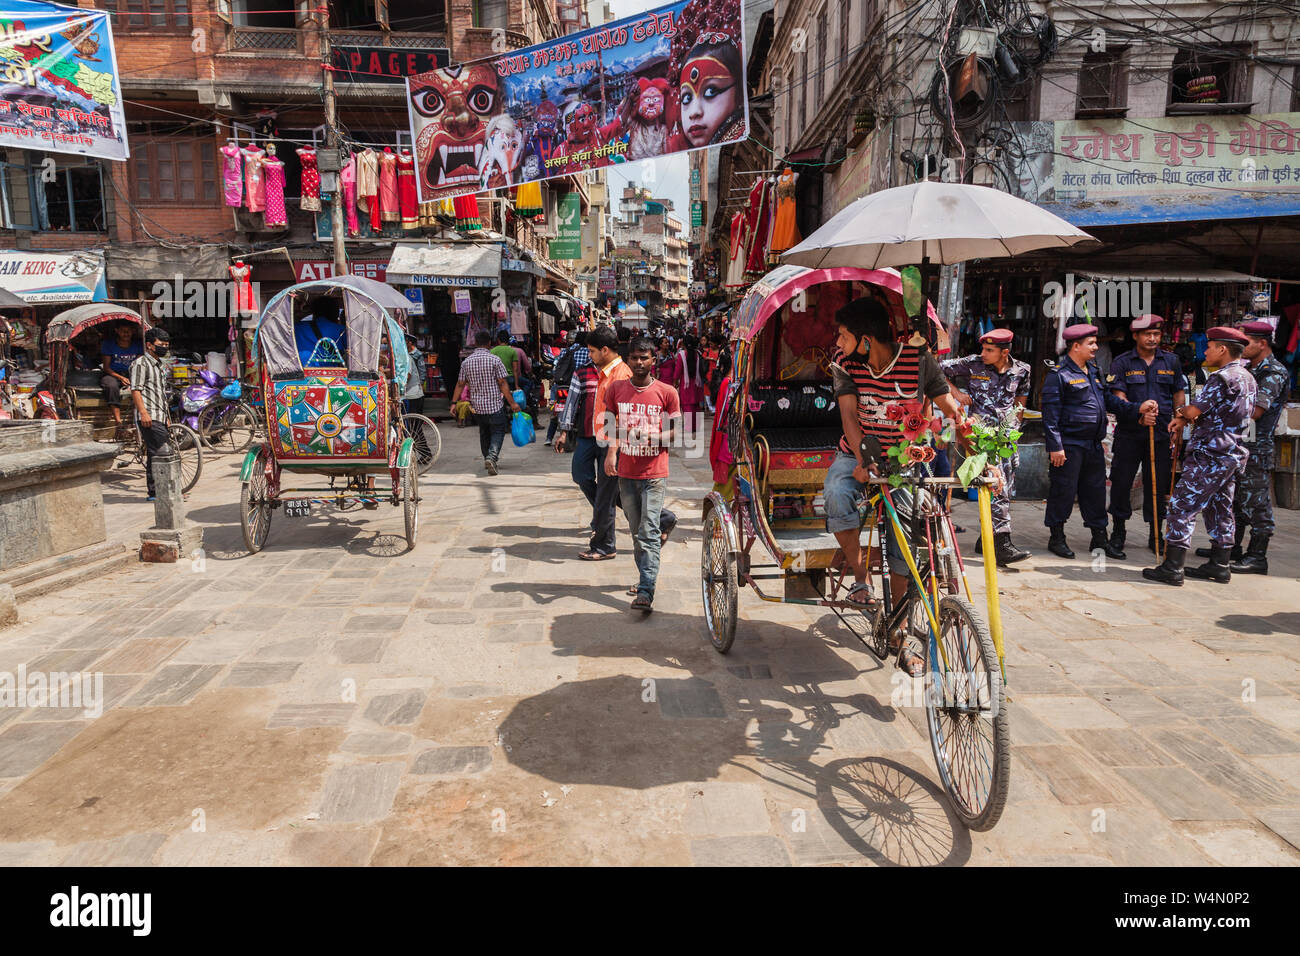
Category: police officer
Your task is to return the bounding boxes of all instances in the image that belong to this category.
[1106,314,1187,557]
[1144,326,1258,586]
[941,327,1032,565]
[1041,324,1155,559]
[1223,320,1289,574]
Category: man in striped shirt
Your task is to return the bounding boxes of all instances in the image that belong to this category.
[824,298,968,676]
[129,327,173,501]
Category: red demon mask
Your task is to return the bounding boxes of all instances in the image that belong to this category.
[411,64,502,194]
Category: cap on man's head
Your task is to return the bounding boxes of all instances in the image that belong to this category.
[1063,324,1098,343]
[1240,320,1274,339]
[979,328,1013,346]
[1207,326,1248,344]
[1130,314,1163,331]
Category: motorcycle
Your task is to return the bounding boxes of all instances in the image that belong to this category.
[177,367,225,431]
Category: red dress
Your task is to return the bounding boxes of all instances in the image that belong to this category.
[397,152,418,229]
[743,178,771,275]
[297,147,320,212]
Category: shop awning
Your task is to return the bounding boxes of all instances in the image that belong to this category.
[1078,267,1267,283]
[386,243,501,287]
[105,244,230,280]
[537,295,569,318]
[0,288,26,308]
[0,249,106,303]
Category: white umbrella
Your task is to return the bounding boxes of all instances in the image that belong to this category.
[780,181,1096,269]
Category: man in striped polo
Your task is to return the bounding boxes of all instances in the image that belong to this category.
[824,298,969,677]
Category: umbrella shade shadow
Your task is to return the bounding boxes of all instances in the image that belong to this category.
[1216,612,1300,637]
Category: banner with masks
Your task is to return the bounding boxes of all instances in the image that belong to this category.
[406,0,746,202]
[0,1,128,160]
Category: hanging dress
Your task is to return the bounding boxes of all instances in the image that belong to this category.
[241,146,265,213]
[219,143,243,207]
[454,194,481,231]
[297,146,320,212]
[356,148,380,233]
[340,155,359,236]
[379,151,400,223]
[262,154,287,227]
[724,212,747,288]
[743,177,770,275]
[769,168,801,253]
[229,264,256,315]
[397,152,418,229]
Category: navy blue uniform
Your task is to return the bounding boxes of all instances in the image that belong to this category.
[1041,355,1141,530]
[1106,349,1187,525]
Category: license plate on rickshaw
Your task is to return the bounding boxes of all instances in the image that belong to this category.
[285,500,311,518]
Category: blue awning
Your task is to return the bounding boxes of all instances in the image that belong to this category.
[1039,191,1300,227]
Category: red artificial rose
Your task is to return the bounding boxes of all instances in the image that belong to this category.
[905,443,929,463]
[901,412,929,441]
[885,402,905,419]
[919,444,936,463]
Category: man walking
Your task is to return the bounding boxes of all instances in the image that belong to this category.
[554,330,601,508]
[1041,324,1155,559]
[129,327,173,502]
[576,326,630,559]
[604,337,680,612]
[1144,327,1257,585]
[941,327,1032,565]
[452,331,520,476]
[1219,320,1288,574]
[1105,314,1186,556]
[546,330,587,445]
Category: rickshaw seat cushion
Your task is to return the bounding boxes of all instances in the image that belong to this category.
[753,426,843,453]
[748,382,839,428]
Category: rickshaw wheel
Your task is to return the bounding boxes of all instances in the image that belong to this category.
[401,413,442,474]
[924,596,1010,832]
[700,507,737,654]
[402,460,419,550]
[168,423,204,494]
[241,451,273,554]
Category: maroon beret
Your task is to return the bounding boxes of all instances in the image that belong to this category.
[1240,320,1274,338]
[1130,314,1163,331]
[980,328,1014,346]
[1063,324,1098,342]
[1207,326,1248,344]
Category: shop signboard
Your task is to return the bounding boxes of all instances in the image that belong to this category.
[332,45,449,84]
[404,287,425,315]
[598,265,615,292]
[294,260,389,282]
[690,199,702,227]
[0,1,129,161]
[548,191,582,260]
[405,0,748,202]
[0,248,104,302]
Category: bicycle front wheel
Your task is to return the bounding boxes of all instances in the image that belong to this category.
[924,595,1009,831]
[168,423,204,494]
[401,413,442,474]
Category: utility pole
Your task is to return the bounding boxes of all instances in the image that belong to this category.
[320,6,348,277]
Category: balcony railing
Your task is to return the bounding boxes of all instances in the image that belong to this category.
[228,27,303,53]
[333,31,448,49]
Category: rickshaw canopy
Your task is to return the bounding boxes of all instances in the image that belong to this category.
[46,304,150,343]
[253,275,411,384]
[730,265,943,345]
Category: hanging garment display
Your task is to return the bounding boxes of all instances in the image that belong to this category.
[242,145,266,213]
[262,152,287,227]
[769,167,801,253]
[724,211,747,288]
[219,142,243,207]
[297,146,320,212]
[228,262,256,315]
[515,180,543,218]
[397,151,418,229]
[340,155,359,236]
[509,298,529,335]
[356,148,380,232]
[379,149,400,223]
[418,200,436,229]
[454,194,481,231]
[743,177,771,275]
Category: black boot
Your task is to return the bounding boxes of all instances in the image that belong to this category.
[1048,524,1074,559]
[1196,525,1244,560]
[1109,518,1127,555]
[1185,545,1232,583]
[974,534,982,555]
[1092,527,1125,561]
[1143,544,1187,586]
[1230,535,1270,575]
[994,532,1030,566]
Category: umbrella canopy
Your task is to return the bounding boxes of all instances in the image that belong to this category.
[781,181,1096,269]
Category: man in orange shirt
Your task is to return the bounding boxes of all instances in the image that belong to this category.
[582,327,630,559]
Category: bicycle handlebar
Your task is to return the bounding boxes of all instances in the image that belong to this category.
[866,474,993,488]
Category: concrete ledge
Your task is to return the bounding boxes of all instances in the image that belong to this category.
[0,441,118,492]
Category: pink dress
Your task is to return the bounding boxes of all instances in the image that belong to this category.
[675,350,707,408]
[220,144,243,207]
[242,146,265,213]
[297,147,320,212]
[379,151,399,222]
[340,156,359,236]
[262,155,287,227]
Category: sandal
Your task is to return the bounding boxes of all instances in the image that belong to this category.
[630,592,653,612]
[579,549,617,561]
[890,634,926,678]
[626,584,639,595]
[845,581,879,612]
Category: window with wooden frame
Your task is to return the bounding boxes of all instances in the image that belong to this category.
[112,0,192,30]
[1001,75,1039,123]
[838,0,849,74]
[1168,44,1254,114]
[130,129,219,205]
[473,0,508,30]
[1076,49,1127,118]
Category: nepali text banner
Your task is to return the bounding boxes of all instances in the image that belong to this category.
[406,0,747,203]
[0,1,128,161]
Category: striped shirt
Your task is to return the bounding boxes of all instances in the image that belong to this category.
[558,362,599,437]
[458,348,509,415]
[129,351,169,422]
[832,343,949,455]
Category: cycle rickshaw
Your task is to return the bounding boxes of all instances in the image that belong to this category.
[239,275,421,553]
[46,303,203,492]
[700,264,1010,831]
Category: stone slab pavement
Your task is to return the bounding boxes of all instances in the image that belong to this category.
[1,416,1298,866]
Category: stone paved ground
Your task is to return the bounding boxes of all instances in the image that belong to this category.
[1,418,1299,866]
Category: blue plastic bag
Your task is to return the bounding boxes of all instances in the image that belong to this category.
[510,411,535,447]
[512,389,526,407]
[220,381,242,399]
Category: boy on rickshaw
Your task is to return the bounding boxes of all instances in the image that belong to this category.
[101,322,143,425]
[823,297,970,677]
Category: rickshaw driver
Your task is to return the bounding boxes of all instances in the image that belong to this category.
[824,298,970,677]
[101,322,143,425]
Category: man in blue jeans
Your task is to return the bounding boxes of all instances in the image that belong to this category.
[452,330,520,476]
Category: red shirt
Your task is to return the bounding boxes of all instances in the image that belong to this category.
[606,378,680,480]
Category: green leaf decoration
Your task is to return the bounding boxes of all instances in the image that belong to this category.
[1007,430,1022,442]
[957,451,988,489]
[888,473,906,488]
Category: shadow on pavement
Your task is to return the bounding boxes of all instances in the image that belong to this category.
[1216,611,1300,636]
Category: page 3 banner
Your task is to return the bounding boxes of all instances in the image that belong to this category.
[0,1,128,160]
[406,0,746,203]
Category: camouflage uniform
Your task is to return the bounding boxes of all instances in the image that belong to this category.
[940,353,1031,533]
[1233,353,1289,536]
[1164,359,1258,548]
